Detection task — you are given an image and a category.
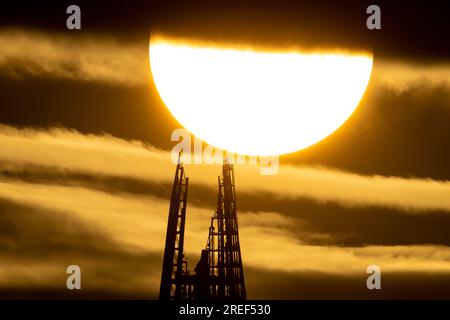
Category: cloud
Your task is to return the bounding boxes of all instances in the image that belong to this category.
[1,125,450,213]
[0,179,449,297]
[246,267,450,299]
[0,29,149,86]
[371,60,450,92]
[0,198,161,298]
[4,162,450,247]
[283,80,450,184]
[0,28,449,93]
[4,1,450,65]
[237,193,450,247]
[0,125,449,297]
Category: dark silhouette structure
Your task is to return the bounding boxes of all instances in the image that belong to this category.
[159,155,190,299]
[159,155,246,300]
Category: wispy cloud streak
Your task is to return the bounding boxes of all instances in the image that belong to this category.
[0,29,449,92]
[0,179,449,277]
[0,29,148,86]
[1,125,450,213]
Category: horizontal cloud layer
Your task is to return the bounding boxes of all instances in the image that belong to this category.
[1,178,449,298]
[0,29,449,92]
[1,124,450,298]
[1,125,450,213]
[0,29,149,86]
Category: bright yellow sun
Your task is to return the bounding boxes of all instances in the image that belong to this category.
[149,35,373,156]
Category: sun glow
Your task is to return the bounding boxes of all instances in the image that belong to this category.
[150,36,373,156]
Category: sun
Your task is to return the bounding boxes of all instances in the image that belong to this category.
[149,35,373,156]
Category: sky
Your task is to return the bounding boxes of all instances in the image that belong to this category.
[0,0,450,299]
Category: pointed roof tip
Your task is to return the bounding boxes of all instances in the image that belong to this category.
[177,150,183,165]
[224,154,232,165]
